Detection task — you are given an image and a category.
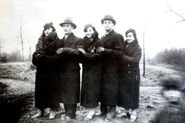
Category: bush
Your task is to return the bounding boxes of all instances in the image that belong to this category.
[0,52,8,62]
[154,48,185,67]
[0,51,23,63]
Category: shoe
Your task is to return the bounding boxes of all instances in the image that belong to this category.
[45,108,51,114]
[116,111,127,118]
[104,115,113,122]
[95,112,106,118]
[94,109,101,116]
[31,110,43,118]
[130,114,137,122]
[130,110,137,122]
[49,110,56,119]
[84,112,94,121]
[60,114,72,121]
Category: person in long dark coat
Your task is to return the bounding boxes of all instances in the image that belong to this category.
[117,29,141,122]
[150,75,185,123]
[79,24,103,120]
[56,18,82,120]
[32,22,60,119]
[97,15,124,121]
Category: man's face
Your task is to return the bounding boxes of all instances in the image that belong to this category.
[62,24,74,34]
[103,20,114,31]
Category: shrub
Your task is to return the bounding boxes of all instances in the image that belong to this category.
[154,48,185,67]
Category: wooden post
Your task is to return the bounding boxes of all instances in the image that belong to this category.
[143,31,146,77]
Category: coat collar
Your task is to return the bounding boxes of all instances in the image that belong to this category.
[106,29,115,36]
[102,30,115,39]
[62,33,74,41]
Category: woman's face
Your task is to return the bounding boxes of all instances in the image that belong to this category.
[85,27,94,38]
[44,27,53,36]
[126,32,135,43]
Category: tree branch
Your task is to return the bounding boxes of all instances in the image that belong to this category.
[166,3,185,23]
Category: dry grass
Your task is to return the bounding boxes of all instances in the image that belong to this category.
[0,62,184,123]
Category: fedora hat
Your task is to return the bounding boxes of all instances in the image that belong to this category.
[101,15,116,25]
[59,18,77,29]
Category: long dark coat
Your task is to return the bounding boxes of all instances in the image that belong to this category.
[80,33,103,108]
[100,30,124,105]
[118,40,141,110]
[56,33,82,105]
[150,103,185,123]
[32,32,60,110]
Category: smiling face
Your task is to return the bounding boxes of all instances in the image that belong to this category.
[102,20,114,32]
[126,32,135,43]
[85,27,94,38]
[44,27,53,36]
[62,24,74,34]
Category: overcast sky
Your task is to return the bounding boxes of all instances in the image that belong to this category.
[0,0,185,58]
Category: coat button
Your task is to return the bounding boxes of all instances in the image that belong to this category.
[128,71,131,74]
[128,64,130,67]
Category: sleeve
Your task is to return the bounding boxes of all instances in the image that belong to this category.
[35,37,44,53]
[59,38,83,62]
[83,52,103,63]
[32,37,45,66]
[122,46,142,64]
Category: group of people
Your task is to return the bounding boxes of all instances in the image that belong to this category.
[31,15,142,122]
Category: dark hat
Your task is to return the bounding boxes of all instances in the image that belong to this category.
[84,24,96,32]
[43,22,55,30]
[161,75,184,91]
[59,18,77,29]
[101,15,116,25]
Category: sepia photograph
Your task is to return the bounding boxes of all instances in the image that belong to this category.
[0,0,185,122]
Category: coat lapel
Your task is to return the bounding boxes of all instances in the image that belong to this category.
[63,33,75,48]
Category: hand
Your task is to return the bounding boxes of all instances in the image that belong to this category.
[96,47,104,52]
[36,54,41,57]
[78,48,86,54]
[56,48,64,54]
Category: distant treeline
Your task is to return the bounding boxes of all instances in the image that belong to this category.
[153,48,185,67]
[0,50,31,62]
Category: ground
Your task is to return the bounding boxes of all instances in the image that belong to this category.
[0,62,184,123]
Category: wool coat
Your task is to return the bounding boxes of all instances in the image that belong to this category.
[118,40,142,109]
[80,33,103,108]
[32,32,60,110]
[56,33,82,105]
[100,30,124,105]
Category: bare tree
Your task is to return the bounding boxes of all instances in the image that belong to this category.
[0,38,2,55]
[19,14,24,62]
[0,39,2,60]
[29,45,32,61]
[166,3,185,23]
